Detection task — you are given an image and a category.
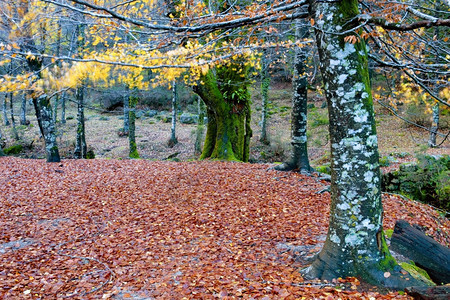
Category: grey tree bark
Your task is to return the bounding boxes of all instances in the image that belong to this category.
[168,81,178,147]
[2,94,10,126]
[274,21,312,173]
[20,93,28,126]
[128,87,139,158]
[9,93,19,140]
[27,55,61,162]
[304,0,426,289]
[195,95,206,155]
[0,129,4,156]
[428,103,439,147]
[260,52,270,144]
[53,19,62,124]
[74,20,87,159]
[74,85,87,159]
[123,89,130,135]
[33,94,60,162]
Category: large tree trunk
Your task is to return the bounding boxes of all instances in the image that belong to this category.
[303,0,425,289]
[194,70,252,162]
[74,86,87,159]
[274,20,312,173]
[32,94,60,162]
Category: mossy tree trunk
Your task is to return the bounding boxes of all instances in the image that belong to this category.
[260,53,270,144]
[128,87,139,158]
[194,69,252,162]
[74,21,87,159]
[274,20,312,173]
[33,94,61,162]
[27,56,61,163]
[304,0,425,289]
[74,85,87,159]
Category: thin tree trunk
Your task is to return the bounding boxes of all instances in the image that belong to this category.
[32,94,60,162]
[53,19,62,124]
[53,94,59,124]
[2,94,9,126]
[195,95,206,155]
[304,0,424,289]
[61,91,66,124]
[9,93,19,140]
[20,93,27,125]
[260,53,270,144]
[123,89,130,135]
[74,86,87,159]
[274,20,312,173]
[0,129,4,156]
[168,81,178,147]
[61,24,79,125]
[128,87,139,158]
[73,15,87,159]
[428,103,439,147]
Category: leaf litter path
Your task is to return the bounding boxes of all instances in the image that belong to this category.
[0,157,448,299]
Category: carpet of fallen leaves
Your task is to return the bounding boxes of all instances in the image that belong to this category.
[1,157,449,299]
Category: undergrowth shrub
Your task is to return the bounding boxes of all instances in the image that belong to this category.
[382,154,450,211]
[4,144,23,155]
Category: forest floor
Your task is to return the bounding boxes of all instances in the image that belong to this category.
[1,84,449,298]
[1,157,449,299]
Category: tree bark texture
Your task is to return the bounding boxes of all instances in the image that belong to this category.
[20,93,28,126]
[391,220,450,285]
[304,0,425,289]
[260,53,270,144]
[74,86,87,159]
[9,93,19,140]
[32,94,60,162]
[274,21,312,172]
[128,89,139,158]
[2,94,10,126]
[60,91,67,124]
[169,81,178,147]
[0,129,5,156]
[405,286,450,300]
[195,95,206,155]
[194,69,252,162]
[123,90,130,135]
[428,103,439,147]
